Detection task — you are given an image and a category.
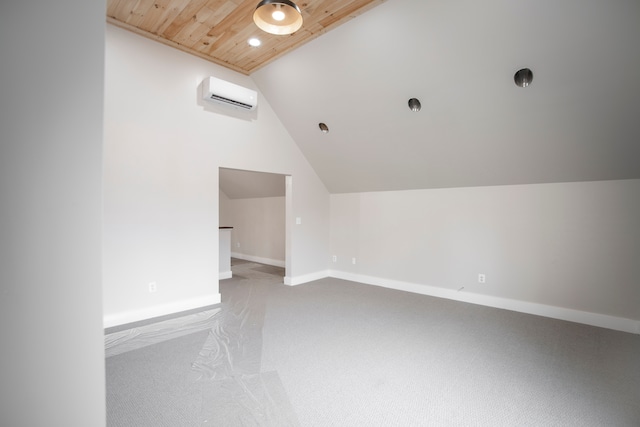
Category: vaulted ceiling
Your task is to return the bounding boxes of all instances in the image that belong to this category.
[110,0,640,194]
[107,0,383,74]
[220,168,285,199]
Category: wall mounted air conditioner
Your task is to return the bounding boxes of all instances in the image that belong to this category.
[202,76,258,111]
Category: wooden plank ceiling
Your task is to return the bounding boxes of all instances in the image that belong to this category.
[107,0,384,75]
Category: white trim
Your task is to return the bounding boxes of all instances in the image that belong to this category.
[284,270,329,286]
[219,271,232,280]
[231,252,285,268]
[103,293,222,329]
[329,270,640,335]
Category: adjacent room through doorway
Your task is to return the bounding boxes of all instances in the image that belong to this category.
[219,167,288,280]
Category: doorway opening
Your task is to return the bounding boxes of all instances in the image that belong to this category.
[218,167,291,282]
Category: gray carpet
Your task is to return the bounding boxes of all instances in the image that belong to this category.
[106,261,640,426]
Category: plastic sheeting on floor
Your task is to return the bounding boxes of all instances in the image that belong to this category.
[105,262,298,426]
[105,308,221,358]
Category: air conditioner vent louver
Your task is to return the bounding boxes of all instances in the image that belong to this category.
[208,94,253,110]
[202,76,257,111]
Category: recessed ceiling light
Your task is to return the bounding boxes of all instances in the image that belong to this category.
[248,38,261,47]
[408,98,421,112]
[514,68,533,87]
[318,123,329,133]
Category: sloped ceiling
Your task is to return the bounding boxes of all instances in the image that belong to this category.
[106,0,383,74]
[220,168,285,199]
[110,0,640,194]
[252,0,640,193]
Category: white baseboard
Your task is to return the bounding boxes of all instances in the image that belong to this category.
[103,293,222,329]
[284,270,329,286]
[329,270,639,335]
[231,252,285,268]
[219,271,232,280]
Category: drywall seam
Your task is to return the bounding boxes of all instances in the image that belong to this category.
[231,252,285,268]
[284,270,329,286]
[103,293,221,328]
[329,270,639,335]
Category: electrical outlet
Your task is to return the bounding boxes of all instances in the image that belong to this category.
[296,217,302,225]
[478,274,486,283]
[236,242,240,248]
[332,255,337,262]
[352,258,356,265]
[148,282,157,293]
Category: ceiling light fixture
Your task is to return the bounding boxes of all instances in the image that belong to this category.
[248,38,261,47]
[253,0,303,35]
[319,123,329,133]
[514,68,533,87]
[408,98,421,112]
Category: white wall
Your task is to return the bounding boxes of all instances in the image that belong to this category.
[103,25,329,326]
[220,190,234,227]
[0,1,105,425]
[222,195,286,267]
[330,179,640,333]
